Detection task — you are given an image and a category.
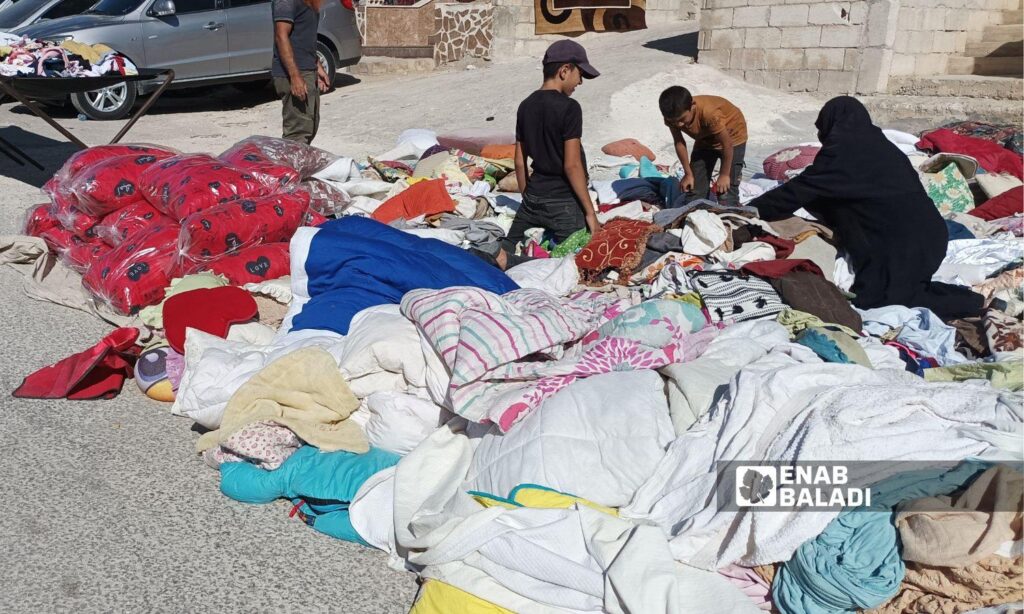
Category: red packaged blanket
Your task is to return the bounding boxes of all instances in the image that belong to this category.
[139,154,271,219]
[189,242,290,285]
[178,189,310,264]
[219,142,301,190]
[83,222,181,315]
[63,239,112,273]
[69,153,169,217]
[918,129,1023,179]
[54,205,100,239]
[44,144,176,196]
[23,203,60,236]
[95,201,173,246]
[218,136,336,179]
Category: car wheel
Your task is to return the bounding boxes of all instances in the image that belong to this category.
[316,41,337,92]
[71,83,137,121]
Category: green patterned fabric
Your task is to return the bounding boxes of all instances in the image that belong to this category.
[923,163,974,214]
[551,229,591,258]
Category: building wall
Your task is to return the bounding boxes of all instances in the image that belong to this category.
[890,0,1017,78]
[697,0,1018,94]
[490,0,698,59]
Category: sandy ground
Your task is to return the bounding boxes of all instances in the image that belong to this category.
[0,22,995,613]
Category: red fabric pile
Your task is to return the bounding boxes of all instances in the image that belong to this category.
[918,129,1023,179]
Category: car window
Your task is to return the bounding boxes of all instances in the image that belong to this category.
[42,0,96,19]
[228,0,267,6]
[172,0,217,12]
[0,0,47,28]
[85,0,142,15]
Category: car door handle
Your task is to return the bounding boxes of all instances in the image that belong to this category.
[204,22,224,30]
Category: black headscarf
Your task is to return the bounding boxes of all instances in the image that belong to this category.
[748,96,983,318]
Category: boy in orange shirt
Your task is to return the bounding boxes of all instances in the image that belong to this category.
[659,86,748,207]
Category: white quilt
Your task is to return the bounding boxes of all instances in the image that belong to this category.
[622,361,1024,570]
[464,370,675,508]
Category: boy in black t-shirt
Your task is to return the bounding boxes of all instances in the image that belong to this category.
[501,40,601,256]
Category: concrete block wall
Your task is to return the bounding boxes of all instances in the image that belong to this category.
[490,0,698,60]
[891,0,1017,77]
[697,0,897,94]
[699,0,1021,93]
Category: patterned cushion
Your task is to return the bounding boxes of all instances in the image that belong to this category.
[763,145,820,181]
[689,270,784,323]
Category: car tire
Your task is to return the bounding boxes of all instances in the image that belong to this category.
[316,41,337,91]
[71,82,137,121]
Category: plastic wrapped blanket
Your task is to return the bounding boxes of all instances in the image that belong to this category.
[82,222,181,314]
[95,201,172,246]
[139,154,270,219]
[43,143,175,197]
[218,135,336,179]
[178,189,310,264]
[190,242,290,285]
[68,153,169,217]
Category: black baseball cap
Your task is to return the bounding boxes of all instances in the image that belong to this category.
[542,40,600,79]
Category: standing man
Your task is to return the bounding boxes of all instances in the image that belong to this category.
[272,0,330,144]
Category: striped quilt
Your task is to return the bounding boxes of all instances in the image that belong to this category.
[402,287,716,430]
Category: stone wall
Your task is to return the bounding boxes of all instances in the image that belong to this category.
[697,0,895,94]
[434,3,495,64]
[697,0,1019,94]
[891,0,1016,77]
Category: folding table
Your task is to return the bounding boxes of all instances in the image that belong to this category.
[0,68,175,166]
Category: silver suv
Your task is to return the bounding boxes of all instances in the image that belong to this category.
[13,0,360,119]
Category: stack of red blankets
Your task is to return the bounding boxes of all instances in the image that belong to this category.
[24,138,330,315]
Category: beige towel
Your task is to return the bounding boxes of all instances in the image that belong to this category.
[869,555,1023,614]
[196,347,367,454]
[897,465,1023,567]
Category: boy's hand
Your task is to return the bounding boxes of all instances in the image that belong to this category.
[586,213,602,235]
[680,173,695,193]
[715,173,731,195]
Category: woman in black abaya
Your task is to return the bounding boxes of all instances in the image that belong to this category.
[750,96,983,319]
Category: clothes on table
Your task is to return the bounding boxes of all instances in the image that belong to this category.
[749,96,984,320]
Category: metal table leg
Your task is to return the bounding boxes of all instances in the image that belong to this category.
[109,69,174,144]
[0,80,87,149]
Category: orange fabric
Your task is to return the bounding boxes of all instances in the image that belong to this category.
[371,179,455,224]
[602,138,656,161]
[480,144,516,160]
[681,95,748,150]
